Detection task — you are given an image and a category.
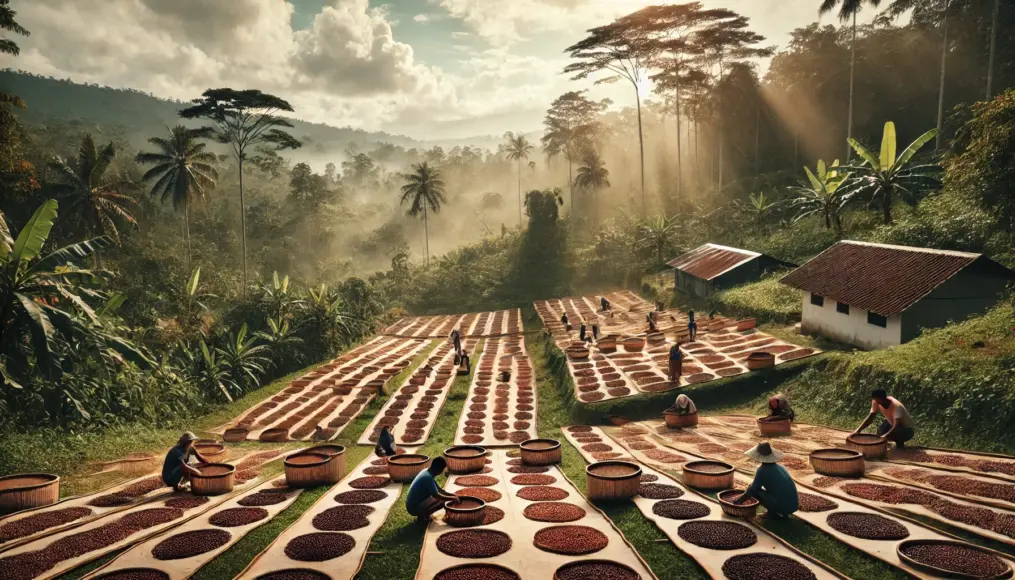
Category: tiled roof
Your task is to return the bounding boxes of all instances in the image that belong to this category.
[780,241,1014,317]
[666,243,761,281]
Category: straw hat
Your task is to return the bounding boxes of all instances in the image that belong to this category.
[179,431,198,443]
[745,442,784,464]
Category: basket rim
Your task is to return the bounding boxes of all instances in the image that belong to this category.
[224,427,249,433]
[622,337,646,343]
[846,434,886,446]
[896,539,1014,580]
[193,463,236,479]
[445,497,486,513]
[284,452,331,468]
[664,409,698,417]
[810,448,863,462]
[520,438,561,451]
[585,460,642,480]
[747,352,776,360]
[0,473,59,492]
[717,489,759,507]
[444,445,487,459]
[553,559,638,579]
[195,444,226,453]
[305,444,346,456]
[683,460,734,475]
[388,453,430,466]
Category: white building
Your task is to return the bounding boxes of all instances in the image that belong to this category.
[780,241,1014,349]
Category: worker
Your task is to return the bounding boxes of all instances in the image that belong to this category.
[767,393,796,421]
[375,426,398,457]
[666,393,697,415]
[457,349,471,375]
[579,321,587,342]
[449,328,462,355]
[600,296,611,312]
[406,457,458,524]
[591,322,600,341]
[161,432,211,493]
[854,389,916,448]
[646,310,657,332]
[687,310,698,341]
[668,342,684,382]
[735,442,799,518]
[561,312,571,331]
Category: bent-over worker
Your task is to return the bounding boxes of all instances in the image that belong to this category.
[450,328,462,355]
[854,389,915,448]
[668,342,684,382]
[667,393,697,415]
[458,349,471,374]
[406,457,458,524]
[735,443,799,518]
[162,432,210,493]
[600,296,611,312]
[375,426,398,457]
[767,393,796,421]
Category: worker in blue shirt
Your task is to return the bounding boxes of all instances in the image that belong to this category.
[161,432,211,492]
[406,457,458,524]
[735,442,799,518]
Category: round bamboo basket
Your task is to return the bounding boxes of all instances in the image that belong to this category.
[809,449,864,477]
[195,444,226,461]
[717,489,759,519]
[284,452,332,488]
[554,560,638,580]
[596,337,617,352]
[621,337,646,352]
[683,461,734,490]
[757,417,792,436]
[387,454,430,483]
[520,439,562,466]
[259,428,288,443]
[647,332,666,344]
[191,464,235,495]
[0,474,59,514]
[223,428,248,443]
[366,379,386,392]
[565,346,589,361]
[746,352,776,370]
[846,433,889,460]
[586,461,642,500]
[117,453,158,475]
[195,438,219,445]
[444,446,488,474]
[444,497,487,527]
[664,411,698,428]
[736,318,758,331]
[897,540,1013,580]
[305,445,347,482]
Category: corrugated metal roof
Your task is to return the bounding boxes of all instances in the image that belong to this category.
[666,243,761,281]
[780,241,1013,317]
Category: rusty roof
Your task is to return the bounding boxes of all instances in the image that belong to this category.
[780,241,1014,317]
[666,243,761,281]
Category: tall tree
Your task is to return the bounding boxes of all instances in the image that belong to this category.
[49,134,137,244]
[179,89,301,292]
[565,20,654,215]
[987,0,1000,99]
[399,162,447,266]
[573,150,611,223]
[503,132,534,225]
[540,91,611,214]
[136,126,218,262]
[819,0,884,161]
[0,0,29,108]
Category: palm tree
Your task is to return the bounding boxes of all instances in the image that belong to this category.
[399,162,447,266]
[573,151,610,223]
[49,134,137,244]
[788,160,850,233]
[503,132,534,226]
[841,121,940,225]
[0,0,30,108]
[136,126,218,262]
[638,214,679,269]
[819,0,884,161]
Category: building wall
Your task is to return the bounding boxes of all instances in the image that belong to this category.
[900,267,1012,342]
[713,258,762,292]
[800,291,902,349]
[674,270,713,298]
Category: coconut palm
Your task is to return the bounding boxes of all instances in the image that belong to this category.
[399,162,447,266]
[0,0,30,108]
[136,126,218,260]
[48,134,137,243]
[503,132,534,226]
[788,160,850,233]
[574,151,610,223]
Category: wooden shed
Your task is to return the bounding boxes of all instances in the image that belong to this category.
[667,243,795,298]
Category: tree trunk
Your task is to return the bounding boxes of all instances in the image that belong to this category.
[184,202,191,269]
[517,160,522,226]
[675,89,682,213]
[694,121,700,187]
[936,2,949,151]
[755,106,761,172]
[635,84,646,216]
[567,153,574,218]
[883,192,892,225]
[987,0,1000,99]
[424,204,430,267]
[847,13,857,162]
[238,158,247,294]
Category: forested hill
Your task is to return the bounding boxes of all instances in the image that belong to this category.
[0,69,426,152]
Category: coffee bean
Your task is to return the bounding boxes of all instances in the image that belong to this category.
[900,540,1010,577]
[507,465,549,474]
[511,474,556,486]
[93,568,169,580]
[348,476,390,489]
[0,507,93,544]
[523,502,586,523]
[722,553,817,580]
[652,499,711,520]
[554,561,640,580]
[517,486,569,501]
[455,475,499,487]
[639,484,684,500]
[152,529,231,560]
[284,532,355,561]
[533,525,608,555]
[798,493,838,512]
[434,564,520,580]
[436,529,512,558]
[209,507,269,528]
[677,521,757,550]
[826,512,910,540]
[239,490,294,507]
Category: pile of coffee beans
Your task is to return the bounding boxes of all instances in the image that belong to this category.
[255,569,330,580]
[152,529,232,560]
[507,465,549,474]
[797,493,838,512]
[523,502,586,523]
[93,568,170,580]
[434,564,520,580]
[811,476,850,488]
[89,476,165,507]
[348,476,391,489]
[284,532,355,561]
[638,484,684,499]
[642,449,686,463]
[457,487,501,502]
[677,521,758,550]
[640,474,659,483]
[533,525,608,555]
[721,553,817,580]
[510,474,556,486]
[554,561,640,580]
[312,506,373,531]
[900,540,1011,577]
[209,507,269,527]
[240,490,294,507]
[652,499,711,520]
[517,487,569,501]
[826,512,910,540]
[164,496,210,510]
[436,530,512,558]
[455,475,499,487]
[0,507,93,543]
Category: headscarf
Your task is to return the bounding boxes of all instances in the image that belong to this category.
[675,394,697,414]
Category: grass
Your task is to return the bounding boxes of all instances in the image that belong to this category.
[708,274,802,324]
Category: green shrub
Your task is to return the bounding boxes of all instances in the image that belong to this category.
[708,275,801,323]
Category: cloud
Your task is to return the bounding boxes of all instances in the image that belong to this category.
[436,0,636,46]
[413,13,430,23]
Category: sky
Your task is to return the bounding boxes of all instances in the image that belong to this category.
[4,0,884,142]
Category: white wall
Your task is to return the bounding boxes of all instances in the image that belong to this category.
[799,291,902,349]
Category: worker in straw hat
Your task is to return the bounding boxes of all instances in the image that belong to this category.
[734,442,799,518]
[161,432,211,493]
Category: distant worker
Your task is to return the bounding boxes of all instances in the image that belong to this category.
[600,296,611,312]
[687,310,698,342]
[854,389,915,448]
[450,328,462,355]
[579,321,587,342]
[647,310,658,332]
[668,342,684,382]
[767,393,796,421]
[406,457,458,524]
[666,393,697,415]
[735,443,799,518]
[375,426,398,457]
[591,322,600,341]
[561,312,571,331]
[708,308,718,319]
[457,349,471,375]
[162,432,211,493]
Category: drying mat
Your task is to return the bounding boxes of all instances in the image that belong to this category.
[453,336,537,447]
[415,450,655,580]
[234,454,401,580]
[564,349,636,404]
[867,463,1015,511]
[561,426,634,464]
[534,292,653,350]
[383,309,524,339]
[80,476,303,580]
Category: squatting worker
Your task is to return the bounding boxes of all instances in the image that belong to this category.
[406,457,458,524]
[450,328,462,355]
[375,426,398,457]
[767,393,796,421]
[668,342,683,382]
[162,432,211,493]
[854,389,916,448]
[735,442,799,518]
[667,393,697,415]
[600,296,611,312]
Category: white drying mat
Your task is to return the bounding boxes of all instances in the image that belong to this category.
[453,336,537,447]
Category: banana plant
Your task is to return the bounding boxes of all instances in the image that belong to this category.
[222,323,272,393]
[841,121,941,225]
[259,271,303,320]
[787,160,850,233]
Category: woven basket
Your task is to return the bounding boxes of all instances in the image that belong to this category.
[897,540,1013,580]
[596,337,617,352]
[444,446,487,474]
[305,445,347,483]
[809,449,865,477]
[195,438,219,445]
[284,452,332,488]
[846,434,889,460]
[520,439,562,466]
[444,497,486,527]
[746,352,776,370]
[664,411,698,428]
[0,474,59,514]
[736,318,758,331]
[718,489,759,519]
[565,346,589,361]
[259,428,288,443]
[387,454,430,483]
[195,444,226,461]
[586,461,642,500]
[647,332,666,344]
[683,461,735,490]
[191,464,235,495]
[757,417,792,436]
[117,453,158,475]
[366,379,386,392]
[621,337,646,352]
[223,428,248,443]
